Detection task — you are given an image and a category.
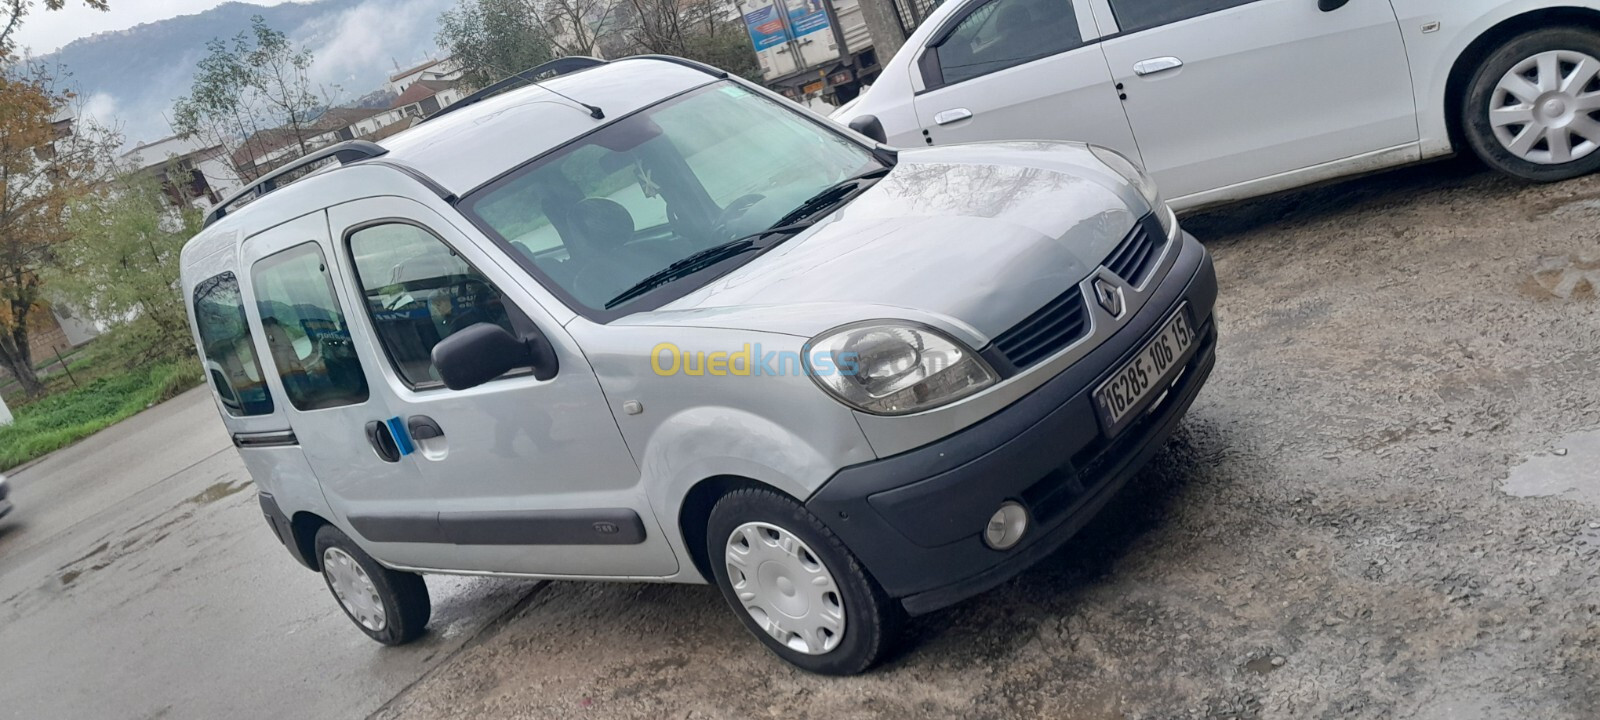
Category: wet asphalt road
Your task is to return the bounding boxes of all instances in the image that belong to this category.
[0,389,539,720]
[3,158,1600,719]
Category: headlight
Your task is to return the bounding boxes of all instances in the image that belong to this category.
[805,323,997,416]
[1089,145,1177,237]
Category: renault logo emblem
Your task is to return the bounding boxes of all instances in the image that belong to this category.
[1093,277,1126,317]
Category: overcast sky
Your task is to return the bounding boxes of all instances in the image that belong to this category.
[14,0,294,55]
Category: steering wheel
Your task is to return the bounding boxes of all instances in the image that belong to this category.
[713,193,767,238]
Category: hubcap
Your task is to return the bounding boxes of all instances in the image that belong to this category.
[724,522,845,655]
[323,547,387,632]
[1491,49,1600,165]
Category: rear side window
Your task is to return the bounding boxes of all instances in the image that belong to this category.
[347,222,527,388]
[192,272,274,416]
[252,243,370,411]
[934,0,1081,86]
[1108,0,1257,34]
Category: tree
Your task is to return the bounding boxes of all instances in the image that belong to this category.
[438,0,757,90]
[172,16,329,181]
[0,0,108,56]
[0,67,113,397]
[45,169,200,365]
[437,0,555,90]
[615,0,757,79]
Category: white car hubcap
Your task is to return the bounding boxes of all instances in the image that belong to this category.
[1491,49,1600,165]
[725,522,845,655]
[323,547,387,632]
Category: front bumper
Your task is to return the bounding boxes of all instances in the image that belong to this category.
[806,232,1218,615]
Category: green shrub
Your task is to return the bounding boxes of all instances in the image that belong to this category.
[0,361,202,471]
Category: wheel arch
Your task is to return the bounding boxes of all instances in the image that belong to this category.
[677,475,795,584]
[290,511,332,571]
[1442,7,1600,149]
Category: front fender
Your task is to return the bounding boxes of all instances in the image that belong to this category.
[1398,0,1600,156]
[570,324,878,579]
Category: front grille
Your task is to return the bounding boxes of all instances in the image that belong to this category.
[991,286,1090,370]
[1103,214,1167,287]
[988,215,1168,372]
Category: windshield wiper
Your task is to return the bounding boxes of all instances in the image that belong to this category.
[602,222,817,309]
[769,167,891,229]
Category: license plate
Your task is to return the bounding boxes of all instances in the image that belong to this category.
[1093,307,1196,434]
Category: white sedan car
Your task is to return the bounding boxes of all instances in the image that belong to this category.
[835,0,1600,210]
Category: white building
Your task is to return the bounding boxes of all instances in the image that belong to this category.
[120,134,244,212]
[386,56,464,95]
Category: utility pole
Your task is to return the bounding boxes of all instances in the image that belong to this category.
[854,0,907,62]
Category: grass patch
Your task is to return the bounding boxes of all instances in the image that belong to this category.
[0,361,203,472]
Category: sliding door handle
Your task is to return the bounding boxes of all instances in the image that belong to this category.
[365,420,401,463]
[1134,57,1184,76]
[1318,0,1350,11]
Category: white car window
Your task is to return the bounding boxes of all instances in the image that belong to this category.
[934,0,1081,86]
[347,223,528,388]
[1107,0,1257,34]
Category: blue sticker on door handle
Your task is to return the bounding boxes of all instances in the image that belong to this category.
[386,416,415,456]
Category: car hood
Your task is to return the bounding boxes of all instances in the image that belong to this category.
[625,142,1149,344]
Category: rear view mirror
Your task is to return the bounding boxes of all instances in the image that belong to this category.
[848,115,888,145]
[432,323,558,390]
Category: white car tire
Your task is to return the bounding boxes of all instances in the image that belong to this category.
[706,487,904,675]
[1463,27,1600,182]
[314,524,431,645]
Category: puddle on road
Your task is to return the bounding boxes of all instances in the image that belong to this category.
[186,479,251,506]
[1503,429,1600,505]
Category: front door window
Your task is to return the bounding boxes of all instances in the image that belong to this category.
[347,222,527,388]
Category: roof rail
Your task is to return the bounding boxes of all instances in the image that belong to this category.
[424,56,608,124]
[205,140,388,228]
[628,55,729,79]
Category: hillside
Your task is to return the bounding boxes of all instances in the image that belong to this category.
[38,0,454,147]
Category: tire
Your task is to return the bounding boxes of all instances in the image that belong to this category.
[1462,27,1600,182]
[706,487,904,675]
[313,524,431,645]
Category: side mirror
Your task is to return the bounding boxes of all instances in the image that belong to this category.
[431,323,558,391]
[848,114,888,145]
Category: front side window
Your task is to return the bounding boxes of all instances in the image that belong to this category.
[348,222,526,388]
[934,0,1081,86]
[192,272,273,416]
[1107,0,1256,34]
[252,243,370,411]
[460,82,882,317]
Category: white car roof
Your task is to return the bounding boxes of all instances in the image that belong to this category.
[378,58,718,195]
[182,57,725,280]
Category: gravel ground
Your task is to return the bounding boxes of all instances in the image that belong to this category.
[371,159,1600,720]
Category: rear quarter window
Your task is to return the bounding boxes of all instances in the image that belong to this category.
[192,272,274,416]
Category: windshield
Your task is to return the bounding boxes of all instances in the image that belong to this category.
[459,81,882,316]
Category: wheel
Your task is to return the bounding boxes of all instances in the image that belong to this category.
[313,524,431,645]
[1462,27,1600,181]
[706,487,904,675]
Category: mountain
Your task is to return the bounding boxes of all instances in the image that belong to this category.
[37,0,455,148]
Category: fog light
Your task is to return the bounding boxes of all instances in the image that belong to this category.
[984,502,1029,550]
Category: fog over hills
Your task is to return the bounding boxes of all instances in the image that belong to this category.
[35,0,454,148]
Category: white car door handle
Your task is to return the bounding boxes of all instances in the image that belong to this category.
[934,108,973,125]
[1134,57,1184,76]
